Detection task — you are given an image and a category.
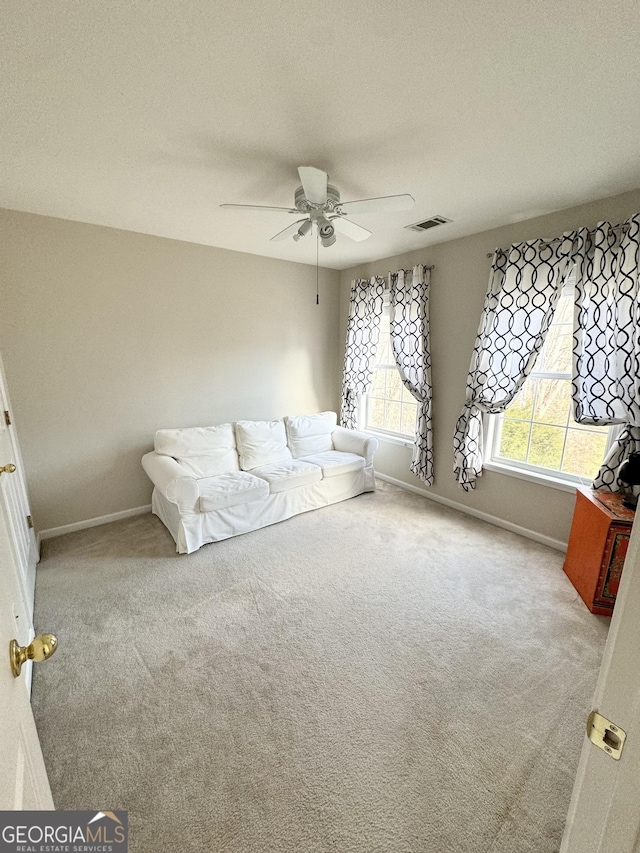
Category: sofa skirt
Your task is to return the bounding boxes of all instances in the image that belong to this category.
[152,467,373,554]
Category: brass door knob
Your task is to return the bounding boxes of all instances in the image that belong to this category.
[10,633,58,678]
[0,463,16,474]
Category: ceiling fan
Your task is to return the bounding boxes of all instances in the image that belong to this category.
[221,166,415,246]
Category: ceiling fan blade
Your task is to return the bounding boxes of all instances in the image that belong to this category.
[270,219,308,242]
[331,217,372,242]
[338,194,415,215]
[298,166,328,205]
[220,203,299,213]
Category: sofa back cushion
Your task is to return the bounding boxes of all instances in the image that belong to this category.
[285,411,337,458]
[154,424,239,478]
[234,419,293,471]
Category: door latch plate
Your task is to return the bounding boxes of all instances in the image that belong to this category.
[587,710,626,760]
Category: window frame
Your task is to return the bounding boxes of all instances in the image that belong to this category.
[483,417,620,493]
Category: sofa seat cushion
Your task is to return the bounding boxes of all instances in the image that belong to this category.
[284,411,337,458]
[198,472,269,513]
[299,451,365,478]
[235,419,293,471]
[251,459,322,493]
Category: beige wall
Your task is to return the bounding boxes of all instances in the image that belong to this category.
[340,188,640,547]
[4,189,639,543]
[0,209,342,531]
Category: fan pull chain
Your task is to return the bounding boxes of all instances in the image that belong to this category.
[316,230,319,305]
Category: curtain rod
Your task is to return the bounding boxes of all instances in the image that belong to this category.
[485,223,631,258]
[381,264,435,289]
[388,264,435,271]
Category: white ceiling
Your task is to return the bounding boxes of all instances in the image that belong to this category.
[2,1,639,270]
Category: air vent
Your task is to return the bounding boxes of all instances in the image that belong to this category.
[405,215,451,232]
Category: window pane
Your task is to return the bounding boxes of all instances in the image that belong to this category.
[371,368,386,395]
[401,404,417,436]
[540,324,572,373]
[386,401,401,432]
[375,327,391,363]
[386,370,403,401]
[369,398,386,430]
[532,378,571,426]
[562,429,609,478]
[498,419,531,462]
[553,286,574,324]
[505,382,535,420]
[528,423,565,470]
[492,276,611,483]
[400,382,415,403]
[362,300,423,439]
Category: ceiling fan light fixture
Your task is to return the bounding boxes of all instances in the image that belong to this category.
[319,218,336,247]
[293,219,313,241]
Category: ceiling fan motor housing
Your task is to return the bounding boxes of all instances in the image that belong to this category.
[295,184,341,213]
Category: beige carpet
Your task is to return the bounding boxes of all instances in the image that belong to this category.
[31,480,609,852]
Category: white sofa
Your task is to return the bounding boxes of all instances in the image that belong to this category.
[141,411,379,554]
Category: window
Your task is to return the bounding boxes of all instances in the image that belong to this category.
[362,296,418,439]
[488,278,612,485]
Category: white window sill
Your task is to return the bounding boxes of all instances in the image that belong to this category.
[483,459,588,493]
[361,429,413,448]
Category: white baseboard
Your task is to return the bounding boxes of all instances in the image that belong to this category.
[38,504,152,542]
[37,480,567,553]
[376,473,567,553]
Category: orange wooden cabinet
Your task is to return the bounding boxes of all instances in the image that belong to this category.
[563,488,635,615]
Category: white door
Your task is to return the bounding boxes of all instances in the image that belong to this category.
[0,490,54,809]
[0,354,53,808]
[561,513,640,851]
[0,355,38,625]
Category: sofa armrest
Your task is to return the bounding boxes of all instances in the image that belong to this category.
[141,452,199,511]
[331,427,379,464]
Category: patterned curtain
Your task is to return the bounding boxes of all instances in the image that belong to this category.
[571,215,640,495]
[390,265,433,485]
[453,238,575,490]
[340,277,385,429]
